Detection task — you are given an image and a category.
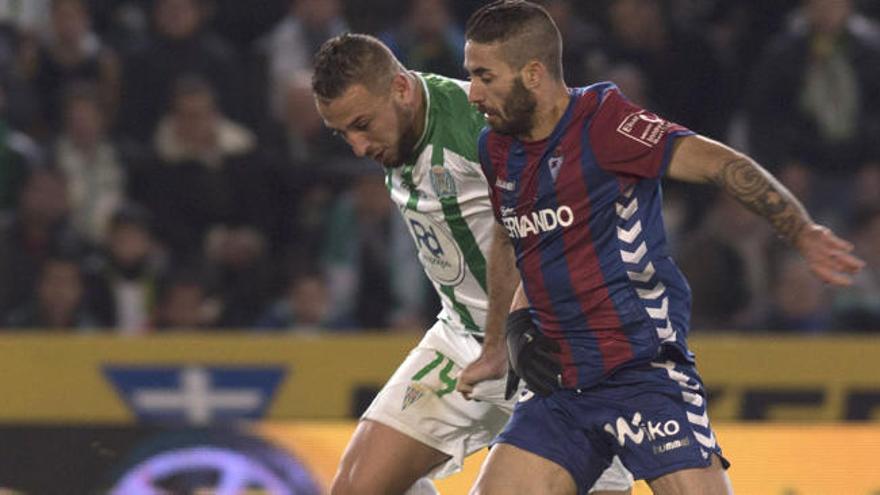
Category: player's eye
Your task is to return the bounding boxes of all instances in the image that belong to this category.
[331,129,350,143]
[353,120,370,131]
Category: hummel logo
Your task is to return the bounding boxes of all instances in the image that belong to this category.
[495,178,515,191]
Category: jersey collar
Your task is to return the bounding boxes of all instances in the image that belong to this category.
[410,72,432,159]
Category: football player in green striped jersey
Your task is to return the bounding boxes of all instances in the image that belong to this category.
[312,33,632,495]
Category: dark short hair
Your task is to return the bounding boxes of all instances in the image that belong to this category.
[62,80,101,114]
[311,33,402,101]
[110,203,154,233]
[172,73,216,103]
[465,0,563,80]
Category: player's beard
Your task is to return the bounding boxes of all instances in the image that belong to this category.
[490,76,537,137]
[381,100,419,169]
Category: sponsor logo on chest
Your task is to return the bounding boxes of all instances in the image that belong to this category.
[402,209,466,286]
[501,205,574,239]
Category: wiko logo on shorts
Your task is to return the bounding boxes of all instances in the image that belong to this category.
[604,412,681,447]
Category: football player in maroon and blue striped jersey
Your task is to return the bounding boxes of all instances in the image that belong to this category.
[456,2,864,494]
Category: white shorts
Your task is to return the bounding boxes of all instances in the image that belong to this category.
[362,320,633,491]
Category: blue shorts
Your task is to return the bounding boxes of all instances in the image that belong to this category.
[495,357,729,494]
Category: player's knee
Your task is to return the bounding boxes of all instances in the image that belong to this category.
[330,469,372,495]
[469,485,495,495]
[331,469,433,495]
[468,477,505,495]
[329,451,374,495]
[329,471,353,495]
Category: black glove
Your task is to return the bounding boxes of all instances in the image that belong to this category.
[503,308,562,399]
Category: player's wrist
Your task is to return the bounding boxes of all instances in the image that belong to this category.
[479,338,507,361]
[791,222,819,251]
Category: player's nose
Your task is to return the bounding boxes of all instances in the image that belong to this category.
[348,134,370,158]
[467,83,484,105]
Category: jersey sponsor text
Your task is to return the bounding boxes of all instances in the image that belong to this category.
[502,205,574,239]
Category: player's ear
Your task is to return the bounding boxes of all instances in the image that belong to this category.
[390,72,410,103]
[521,60,543,90]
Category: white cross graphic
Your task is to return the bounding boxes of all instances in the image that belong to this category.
[131,367,262,424]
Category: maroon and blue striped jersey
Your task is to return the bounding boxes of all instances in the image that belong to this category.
[478,82,696,389]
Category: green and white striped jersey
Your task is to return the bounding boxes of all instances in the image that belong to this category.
[386,73,493,337]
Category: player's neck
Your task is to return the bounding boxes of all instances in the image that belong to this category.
[521,86,570,142]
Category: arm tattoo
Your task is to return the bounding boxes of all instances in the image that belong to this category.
[711,157,810,245]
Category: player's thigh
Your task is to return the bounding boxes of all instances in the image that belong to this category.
[646,454,733,495]
[469,443,577,495]
[332,419,449,495]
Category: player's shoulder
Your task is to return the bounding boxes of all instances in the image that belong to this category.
[420,72,481,127]
[579,81,621,99]
[420,71,468,89]
[571,81,626,116]
[418,72,485,161]
[419,72,470,103]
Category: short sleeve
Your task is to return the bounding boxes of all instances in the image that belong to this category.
[589,86,694,179]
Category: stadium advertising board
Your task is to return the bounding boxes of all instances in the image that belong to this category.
[0,334,878,422]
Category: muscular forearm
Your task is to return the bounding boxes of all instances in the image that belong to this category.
[483,224,520,348]
[455,224,521,398]
[669,136,813,246]
[710,155,811,245]
[669,136,863,287]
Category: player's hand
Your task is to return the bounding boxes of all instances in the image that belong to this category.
[506,309,562,398]
[795,224,865,286]
[456,341,507,401]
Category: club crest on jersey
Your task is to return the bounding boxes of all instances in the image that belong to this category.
[430,165,457,198]
[402,383,429,411]
[548,148,563,183]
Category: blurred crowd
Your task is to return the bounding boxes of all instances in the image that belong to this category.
[0,0,877,334]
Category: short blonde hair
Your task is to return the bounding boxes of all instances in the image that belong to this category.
[312,33,403,101]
